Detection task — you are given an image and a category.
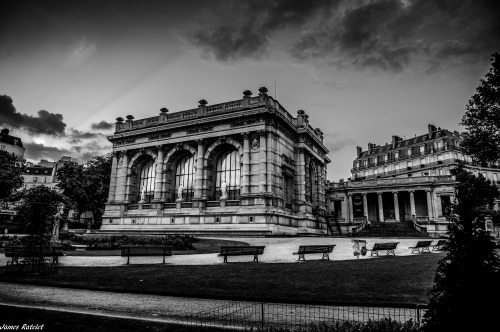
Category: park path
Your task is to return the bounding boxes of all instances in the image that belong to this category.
[0,282,229,321]
[0,236,441,266]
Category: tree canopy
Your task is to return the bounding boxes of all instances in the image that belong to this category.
[56,153,112,223]
[461,52,500,164]
[423,166,500,331]
[0,150,24,200]
[14,185,66,250]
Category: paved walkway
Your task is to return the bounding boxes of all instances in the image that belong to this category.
[0,236,440,266]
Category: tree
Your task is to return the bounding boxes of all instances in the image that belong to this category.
[0,150,24,200]
[84,154,112,224]
[422,166,500,331]
[14,186,66,251]
[55,160,89,221]
[460,52,500,164]
[56,153,112,225]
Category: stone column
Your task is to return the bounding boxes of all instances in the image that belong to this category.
[266,131,273,195]
[348,194,353,223]
[153,146,164,201]
[378,192,384,222]
[409,190,416,220]
[426,190,434,221]
[115,151,129,203]
[362,193,368,220]
[259,131,267,194]
[436,195,442,217]
[393,191,400,221]
[107,152,119,203]
[241,133,250,195]
[297,148,306,203]
[194,140,205,199]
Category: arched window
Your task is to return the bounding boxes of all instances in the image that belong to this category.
[215,150,240,200]
[138,160,155,203]
[174,154,195,201]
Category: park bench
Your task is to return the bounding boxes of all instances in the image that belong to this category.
[431,239,448,251]
[408,240,433,253]
[71,244,88,251]
[293,245,336,261]
[219,246,265,263]
[368,242,399,256]
[120,245,173,265]
[4,245,64,274]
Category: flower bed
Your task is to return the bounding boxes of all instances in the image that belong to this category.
[60,234,196,251]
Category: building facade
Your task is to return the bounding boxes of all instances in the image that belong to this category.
[326,125,500,237]
[101,88,330,235]
[0,128,24,159]
[22,156,72,190]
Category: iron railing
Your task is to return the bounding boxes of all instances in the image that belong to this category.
[175,300,427,330]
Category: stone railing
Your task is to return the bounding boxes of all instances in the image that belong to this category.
[348,175,455,188]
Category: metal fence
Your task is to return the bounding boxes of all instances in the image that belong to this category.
[176,300,427,331]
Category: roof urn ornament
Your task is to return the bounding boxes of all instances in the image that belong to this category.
[243,90,253,98]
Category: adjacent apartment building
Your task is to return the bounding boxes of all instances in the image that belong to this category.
[326,124,500,237]
[101,87,330,235]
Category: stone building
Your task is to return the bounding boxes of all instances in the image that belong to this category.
[23,156,72,190]
[101,88,330,235]
[0,128,24,159]
[326,124,500,237]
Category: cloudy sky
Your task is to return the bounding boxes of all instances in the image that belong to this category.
[0,0,498,180]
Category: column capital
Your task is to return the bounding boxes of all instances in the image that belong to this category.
[392,191,399,194]
[362,192,368,196]
[242,132,250,139]
[376,191,383,195]
[195,139,204,145]
[258,129,268,136]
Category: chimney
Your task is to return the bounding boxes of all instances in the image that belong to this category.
[368,143,374,154]
[428,124,437,139]
[392,135,401,149]
[356,146,362,157]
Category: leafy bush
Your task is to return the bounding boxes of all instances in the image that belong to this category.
[60,234,196,250]
[257,318,420,331]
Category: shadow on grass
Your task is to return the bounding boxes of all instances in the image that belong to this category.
[0,253,444,305]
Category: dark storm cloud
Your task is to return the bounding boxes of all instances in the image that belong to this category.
[67,129,104,144]
[23,142,72,161]
[90,121,114,131]
[189,0,500,72]
[191,0,337,61]
[0,95,66,136]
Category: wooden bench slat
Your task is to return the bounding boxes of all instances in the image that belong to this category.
[409,241,433,253]
[368,242,399,256]
[119,245,173,265]
[219,246,265,263]
[293,245,336,261]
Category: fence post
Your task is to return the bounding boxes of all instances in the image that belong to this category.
[261,300,264,331]
[416,304,421,326]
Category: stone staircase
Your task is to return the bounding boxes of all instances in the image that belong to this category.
[355,221,428,238]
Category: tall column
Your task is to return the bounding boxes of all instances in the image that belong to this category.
[241,133,250,194]
[297,148,306,203]
[409,190,416,220]
[348,194,354,223]
[362,193,368,220]
[266,131,273,194]
[194,140,205,199]
[153,146,164,201]
[393,191,400,221]
[107,152,119,203]
[426,190,434,221]
[436,195,442,217]
[378,192,384,222]
[259,131,267,194]
[116,151,129,203]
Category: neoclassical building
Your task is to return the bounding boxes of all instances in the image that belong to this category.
[101,88,330,235]
[326,125,500,237]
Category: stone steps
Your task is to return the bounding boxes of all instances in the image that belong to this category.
[356,221,428,238]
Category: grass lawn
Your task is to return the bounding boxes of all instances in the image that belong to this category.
[0,252,443,305]
[0,304,226,332]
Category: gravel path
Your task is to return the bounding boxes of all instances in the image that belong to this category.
[0,236,441,266]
